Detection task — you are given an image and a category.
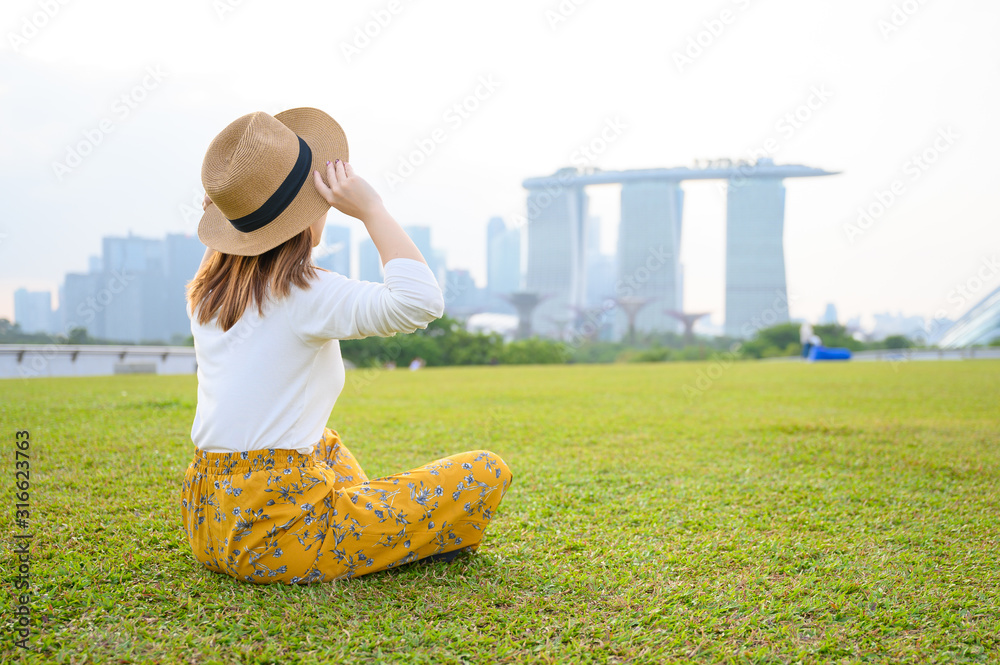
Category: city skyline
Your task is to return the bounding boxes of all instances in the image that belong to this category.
[9,192,966,344]
[1,0,997,334]
[9,219,514,341]
[14,232,207,343]
[519,160,838,339]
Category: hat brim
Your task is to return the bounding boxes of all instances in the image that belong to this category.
[197,108,349,256]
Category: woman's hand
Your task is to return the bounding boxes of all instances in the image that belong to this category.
[313,160,385,222]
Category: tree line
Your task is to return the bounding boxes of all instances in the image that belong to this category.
[3,317,990,367]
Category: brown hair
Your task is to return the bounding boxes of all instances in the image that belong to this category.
[186,229,320,331]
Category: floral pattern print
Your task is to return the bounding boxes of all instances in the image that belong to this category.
[179,428,513,584]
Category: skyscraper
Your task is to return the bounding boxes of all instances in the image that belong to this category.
[13,289,54,334]
[586,254,615,308]
[486,216,521,296]
[431,249,447,287]
[821,303,839,325]
[404,225,444,285]
[583,214,615,308]
[315,225,351,276]
[61,272,106,338]
[165,233,207,341]
[359,238,382,282]
[444,269,479,312]
[101,234,166,343]
[524,173,589,337]
[55,232,204,343]
[616,180,684,336]
[724,178,788,337]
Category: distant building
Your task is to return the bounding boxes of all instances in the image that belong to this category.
[821,303,839,325]
[521,160,836,341]
[358,228,445,285]
[586,253,615,307]
[583,214,615,308]
[404,226,445,286]
[100,234,166,343]
[315,225,350,276]
[61,272,107,338]
[724,178,789,337]
[56,232,205,343]
[486,216,521,315]
[487,216,521,295]
[617,180,684,337]
[584,214,601,255]
[936,284,1000,347]
[165,233,207,341]
[13,288,54,334]
[359,238,382,282]
[431,249,447,287]
[444,269,480,312]
[524,173,588,337]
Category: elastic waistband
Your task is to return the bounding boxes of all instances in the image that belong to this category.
[189,447,316,474]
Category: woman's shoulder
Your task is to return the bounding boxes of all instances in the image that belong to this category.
[284,268,355,306]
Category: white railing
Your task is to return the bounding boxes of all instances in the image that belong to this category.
[0,344,197,379]
[849,347,1000,362]
[762,347,1000,363]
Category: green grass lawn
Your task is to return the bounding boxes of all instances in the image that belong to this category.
[2,360,998,664]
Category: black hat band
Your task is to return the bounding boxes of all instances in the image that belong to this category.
[227,136,313,233]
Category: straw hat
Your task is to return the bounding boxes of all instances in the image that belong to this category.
[198,107,349,256]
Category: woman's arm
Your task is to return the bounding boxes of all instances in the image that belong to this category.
[298,160,444,342]
[363,205,426,266]
[312,160,426,267]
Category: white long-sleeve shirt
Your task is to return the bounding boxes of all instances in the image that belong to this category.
[188,257,445,454]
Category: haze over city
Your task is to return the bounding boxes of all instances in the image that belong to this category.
[1,0,997,335]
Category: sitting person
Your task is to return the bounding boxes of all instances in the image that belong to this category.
[179,108,513,584]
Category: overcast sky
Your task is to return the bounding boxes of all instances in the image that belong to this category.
[1,0,997,331]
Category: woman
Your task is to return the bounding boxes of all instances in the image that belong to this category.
[179,108,513,584]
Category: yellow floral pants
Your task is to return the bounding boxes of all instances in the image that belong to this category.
[179,428,513,584]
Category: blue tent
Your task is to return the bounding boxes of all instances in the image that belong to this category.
[808,345,851,361]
